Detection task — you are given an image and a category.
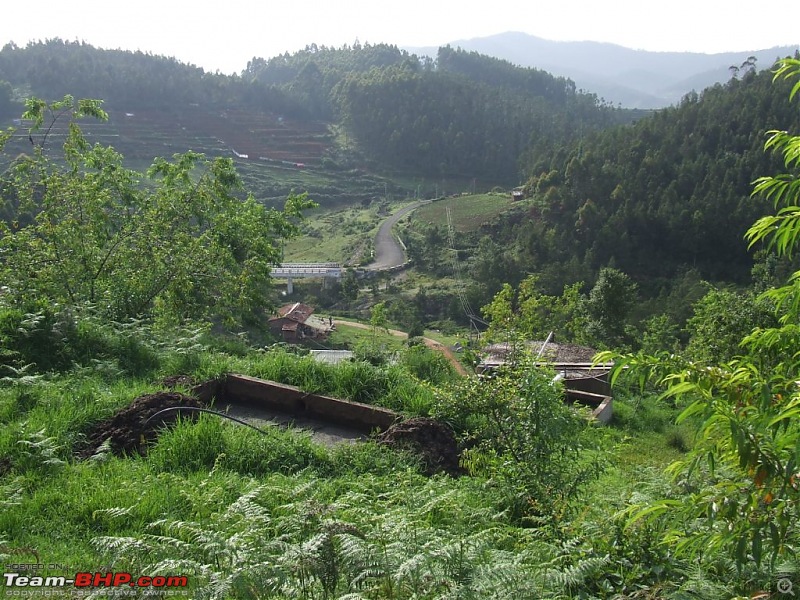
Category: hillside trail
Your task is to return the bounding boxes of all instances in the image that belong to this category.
[333,320,470,376]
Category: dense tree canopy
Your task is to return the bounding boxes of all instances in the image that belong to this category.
[515,64,800,286]
[0,40,626,184]
[602,57,800,567]
[331,47,626,181]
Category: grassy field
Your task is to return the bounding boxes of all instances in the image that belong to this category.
[282,198,439,264]
[412,193,519,232]
[325,319,408,353]
[282,192,521,265]
[281,204,386,264]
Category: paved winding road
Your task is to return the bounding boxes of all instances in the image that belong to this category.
[366,200,428,271]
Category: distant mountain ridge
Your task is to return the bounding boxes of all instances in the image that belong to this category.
[406,32,798,108]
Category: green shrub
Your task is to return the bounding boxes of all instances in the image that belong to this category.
[147,415,226,473]
[664,426,690,453]
[353,339,390,366]
[202,332,253,357]
[399,344,457,386]
[0,302,76,372]
[435,353,601,523]
[0,303,161,376]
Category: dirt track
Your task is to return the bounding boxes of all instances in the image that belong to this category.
[366,201,428,271]
[334,320,470,376]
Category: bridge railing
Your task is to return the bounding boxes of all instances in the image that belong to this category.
[271,263,343,279]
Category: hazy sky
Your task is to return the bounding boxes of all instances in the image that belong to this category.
[1,1,798,75]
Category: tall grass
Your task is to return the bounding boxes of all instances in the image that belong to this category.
[0,304,162,377]
[239,347,438,414]
[0,375,155,476]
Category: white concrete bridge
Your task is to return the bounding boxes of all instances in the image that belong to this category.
[272,263,342,293]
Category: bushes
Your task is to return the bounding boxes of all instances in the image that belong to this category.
[0,302,82,372]
[0,303,160,376]
[435,352,602,523]
[399,344,457,386]
[685,287,777,362]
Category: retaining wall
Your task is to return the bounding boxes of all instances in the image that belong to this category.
[194,374,399,433]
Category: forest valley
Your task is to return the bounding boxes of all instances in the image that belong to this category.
[0,40,799,598]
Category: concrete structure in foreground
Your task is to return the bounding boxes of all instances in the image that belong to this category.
[194,374,399,433]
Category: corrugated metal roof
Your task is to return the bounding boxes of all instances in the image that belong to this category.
[276,302,315,323]
[310,350,355,365]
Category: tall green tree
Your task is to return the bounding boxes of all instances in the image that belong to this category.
[0,95,314,325]
[340,268,360,305]
[685,287,777,362]
[584,267,637,349]
[481,275,587,343]
[369,301,388,344]
[0,80,15,116]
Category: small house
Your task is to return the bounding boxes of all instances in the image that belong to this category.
[268,302,332,343]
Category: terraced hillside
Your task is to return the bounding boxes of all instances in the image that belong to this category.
[1,104,405,209]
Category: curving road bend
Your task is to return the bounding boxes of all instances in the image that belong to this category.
[365,200,428,271]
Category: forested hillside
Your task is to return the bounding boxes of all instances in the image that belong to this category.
[0,40,625,184]
[403,64,800,311]
[247,44,630,180]
[331,47,627,180]
[0,39,289,112]
[517,67,800,285]
[2,40,799,305]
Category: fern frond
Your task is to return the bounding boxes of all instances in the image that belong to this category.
[92,506,134,520]
[544,554,610,591]
[91,535,153,555]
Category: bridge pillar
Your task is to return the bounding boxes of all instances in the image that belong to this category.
[287,277,293,295]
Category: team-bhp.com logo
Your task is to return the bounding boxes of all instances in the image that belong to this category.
[4,571,188,591]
